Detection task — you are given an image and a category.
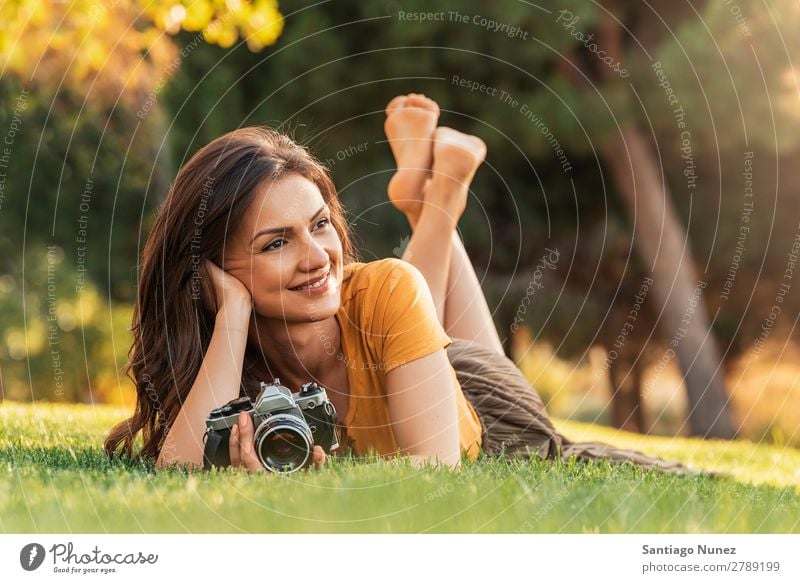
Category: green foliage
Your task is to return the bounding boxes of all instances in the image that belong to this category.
[0,81,151,302]
[3,0,800,405]
[0,247,133,403]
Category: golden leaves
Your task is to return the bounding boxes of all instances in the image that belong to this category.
[1,0,284,103]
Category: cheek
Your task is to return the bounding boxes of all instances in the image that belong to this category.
[224,256,276,293]
[248,255,295,293]
[325,230,344,256]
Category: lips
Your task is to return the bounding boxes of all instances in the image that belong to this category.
[289,271,330,291]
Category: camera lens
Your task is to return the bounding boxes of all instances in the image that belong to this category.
[253,414,313,473]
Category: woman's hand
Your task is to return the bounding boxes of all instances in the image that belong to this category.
[204,260,252,315]
[229,412,327,473]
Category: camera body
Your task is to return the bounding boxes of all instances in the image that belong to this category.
[203,379,339,473]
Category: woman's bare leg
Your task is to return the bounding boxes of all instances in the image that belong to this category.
[384,100,504,355]
[403,217,503,356]
[442,231,505,355]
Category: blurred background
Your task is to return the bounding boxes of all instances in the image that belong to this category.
[1,0,799,447]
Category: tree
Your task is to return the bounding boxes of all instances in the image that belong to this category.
[551,0,800,437]
[0,0,285,401]
[226,0,800,438]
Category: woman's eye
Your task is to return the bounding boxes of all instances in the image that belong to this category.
[262,239,285,252]
[313,218,330,230]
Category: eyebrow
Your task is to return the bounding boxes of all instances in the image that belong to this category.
[250,205,328,244]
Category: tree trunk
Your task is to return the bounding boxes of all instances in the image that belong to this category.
[601,126,734,438]
[609,355,646,433]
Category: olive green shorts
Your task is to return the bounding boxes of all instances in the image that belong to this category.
[447,338,695,474]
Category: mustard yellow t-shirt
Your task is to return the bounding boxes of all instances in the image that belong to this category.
[334,258,483,461]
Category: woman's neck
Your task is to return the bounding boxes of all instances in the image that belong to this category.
[246,314,342,390]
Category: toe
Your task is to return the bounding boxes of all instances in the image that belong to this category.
[405,93,436,112]
[433,126,459,144]
[386,95,406,115]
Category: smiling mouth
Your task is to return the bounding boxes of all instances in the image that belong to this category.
[289,271,330,291]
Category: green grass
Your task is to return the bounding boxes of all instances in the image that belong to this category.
[1,402,798,533]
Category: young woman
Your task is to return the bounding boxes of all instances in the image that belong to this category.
[105,94,687,474]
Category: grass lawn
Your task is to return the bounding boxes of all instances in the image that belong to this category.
[1,402,798,533]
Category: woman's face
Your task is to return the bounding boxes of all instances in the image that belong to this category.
[222,173,344,323]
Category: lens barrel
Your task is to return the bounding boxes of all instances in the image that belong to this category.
[253,413,314,473]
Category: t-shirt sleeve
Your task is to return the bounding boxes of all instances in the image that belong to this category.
[372,260,452,373]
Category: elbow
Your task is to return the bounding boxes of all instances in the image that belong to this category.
[442,451,461,469]
[408,449,461,470]
[155,440,203,471]
[155,450,174,470]
[155,453,203,472]
[155,453,171,470]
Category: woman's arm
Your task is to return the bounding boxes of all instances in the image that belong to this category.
[385,349,462,469]
[156,263,253,470]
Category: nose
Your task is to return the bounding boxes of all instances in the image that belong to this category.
[297,233,330,273]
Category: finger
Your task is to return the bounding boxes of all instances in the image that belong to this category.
[312,445,326,470]
[202,261,224,312]
[229,424,241,468]
[238,412,264,473]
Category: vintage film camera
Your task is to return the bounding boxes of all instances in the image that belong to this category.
[203,379,339,473]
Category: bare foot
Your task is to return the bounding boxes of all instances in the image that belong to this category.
[422,127,487,226]
[384,93,440,224]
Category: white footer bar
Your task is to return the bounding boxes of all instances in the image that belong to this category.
[1,534,797,582]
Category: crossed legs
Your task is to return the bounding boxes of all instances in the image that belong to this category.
[384,94,504,356]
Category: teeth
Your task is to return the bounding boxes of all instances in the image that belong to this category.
[293,273,328,291]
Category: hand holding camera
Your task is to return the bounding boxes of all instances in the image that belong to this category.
[227,411,326,473]
[204,379,340,474]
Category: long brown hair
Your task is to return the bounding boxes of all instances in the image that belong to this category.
[105,127,357,460]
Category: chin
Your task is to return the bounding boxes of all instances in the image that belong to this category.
[255,295,341,323]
